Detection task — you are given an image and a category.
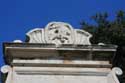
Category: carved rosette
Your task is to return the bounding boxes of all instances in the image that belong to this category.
[26,22,92,45]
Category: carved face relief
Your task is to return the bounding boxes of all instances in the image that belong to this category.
[45,22,74,45]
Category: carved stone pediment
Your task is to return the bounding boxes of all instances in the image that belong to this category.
[26,22,92,45]
[1,21,122,83]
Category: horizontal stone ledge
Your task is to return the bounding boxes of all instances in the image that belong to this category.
[12,62,112,68]
[12,60,112,68]
[13,60,110,64]
[6,47,117,51]
[13,67,111,76]
[3,43,117,51]
[5,47,116,58]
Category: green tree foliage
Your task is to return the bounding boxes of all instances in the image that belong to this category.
[81,10,125,46]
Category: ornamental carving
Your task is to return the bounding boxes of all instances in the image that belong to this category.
[26,22,92,45]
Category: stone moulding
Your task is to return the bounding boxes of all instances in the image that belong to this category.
[1,65,122,83]
[26,22,92,46]
[3,43,117,64]
[1,22,122,83]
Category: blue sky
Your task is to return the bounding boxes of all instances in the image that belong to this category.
[0,0,125,67]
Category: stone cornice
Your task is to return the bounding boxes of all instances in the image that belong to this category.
[3,43,117,65]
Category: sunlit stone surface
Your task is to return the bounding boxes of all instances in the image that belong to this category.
[26,22,92,45]
[1,22,122,83]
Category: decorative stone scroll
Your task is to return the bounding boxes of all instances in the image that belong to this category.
[107,67,123,83]
[26,22,92,45]
[1,65,12,83]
